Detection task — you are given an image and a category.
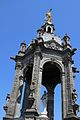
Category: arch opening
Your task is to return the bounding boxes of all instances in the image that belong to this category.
[25,64,33,85]
[42,62,61,89]
[21,64,33,113]
[54,84,62,120]
[47,27,51,33]
[41,61,62,120]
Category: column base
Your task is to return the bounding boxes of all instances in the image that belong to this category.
[64,116,80,120]
[3,116,49,120]
[3,117,11,120]
[3,117,24,120]
[24,109,39,118]
[3,117,22,120]
[36,116,49,120]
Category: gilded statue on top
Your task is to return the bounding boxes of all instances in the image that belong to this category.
[46,9,52,24]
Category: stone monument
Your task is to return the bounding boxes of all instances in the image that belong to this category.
[3,9,80,120]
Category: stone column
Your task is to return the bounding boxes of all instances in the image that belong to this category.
[65,60,74,117]
[47,88,54,120]
[14,75,24,118]
[31,47,41,111]
[36,67,43,112]
[61,72,67,119]
[21,81,30,115]
[5,61,23,118]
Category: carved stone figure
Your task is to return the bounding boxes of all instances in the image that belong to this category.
[46,9,52,24]
[72,89,78,104]
[73,104,79,116]
[3,94,10,112]
[29,82,35,98]
[41,91,48,115]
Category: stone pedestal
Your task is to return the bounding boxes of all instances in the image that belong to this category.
[3,118,11,120]
[39,113,48,118]
[23,108,39,120]
[64,116,80,120]
[3,117,19,120]
[36,116,49,120]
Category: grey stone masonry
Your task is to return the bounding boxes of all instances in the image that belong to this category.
[3,11,80,120]
[4,61,24,119]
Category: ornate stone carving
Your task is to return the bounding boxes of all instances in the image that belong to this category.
[44,40,63,51]
[3,94,10,112]
[72,89,78,104]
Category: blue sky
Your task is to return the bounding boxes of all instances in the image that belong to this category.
[0,0,80,120]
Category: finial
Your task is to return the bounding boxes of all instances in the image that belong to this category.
[63,34,71,49]
[18,40,26,56]
[45,9,52,24]
[20,40,26,51]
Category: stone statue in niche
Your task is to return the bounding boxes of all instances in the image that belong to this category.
[41,91,48,115]
[29,82,35,98]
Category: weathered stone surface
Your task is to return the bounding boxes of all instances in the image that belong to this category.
[3,12,80,120]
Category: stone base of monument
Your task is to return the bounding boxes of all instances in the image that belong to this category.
[40,114,48,118]
[37,112,49,120]
[36,116,49,120]
[64,116,80,120]
[24,108,39,119]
